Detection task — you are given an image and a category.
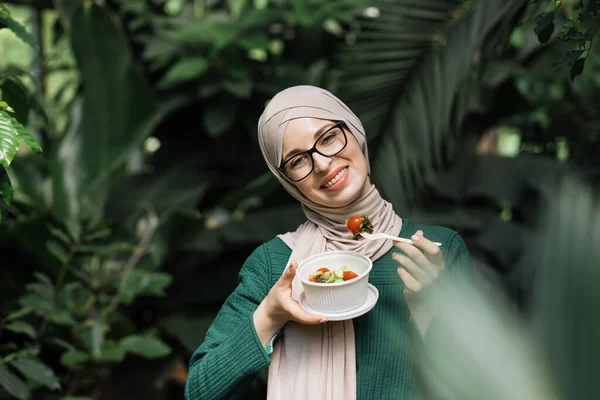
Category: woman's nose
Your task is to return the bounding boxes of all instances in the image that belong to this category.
[312,152,332,173]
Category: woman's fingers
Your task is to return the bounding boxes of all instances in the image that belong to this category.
[277,259,298,288]
[394,241,429,268]
[393,230,447,294]
[285,298,328,324]
[392,252,431,284]
[394,232,444,277]
[273,260,328,324]
[397,267,423,293]
[410,230,444,267]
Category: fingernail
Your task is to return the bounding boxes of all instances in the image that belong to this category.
[411,235,419,241]
[320,317,328,323]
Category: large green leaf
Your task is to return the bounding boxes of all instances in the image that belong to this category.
[531,173,600,400]
[0,4,37,49]
[0,364,28,400]
[0,111,20,167]
[4,321,36,339]
[60,350,89,369]
[338,0,527,212]
[5,114,42,153]
[10,356,61,391]
[96,342,125,363]
[120,270,173,305]
[119,334,171,358]
[52,4,159,234]
[161,57,209,86]
[338,0,464,134]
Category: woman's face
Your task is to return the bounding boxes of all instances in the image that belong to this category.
[281,117,370,208]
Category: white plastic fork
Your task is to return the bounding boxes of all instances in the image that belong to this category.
[360,232,442,246]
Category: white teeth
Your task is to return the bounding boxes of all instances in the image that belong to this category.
[324,168,347,188]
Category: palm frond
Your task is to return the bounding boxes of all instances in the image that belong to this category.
[337,0,527,212]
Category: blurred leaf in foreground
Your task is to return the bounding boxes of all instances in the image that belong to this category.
[531,172,600,400]
[415,171,600,400]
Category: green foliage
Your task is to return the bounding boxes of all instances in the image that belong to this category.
[338,0,527,212]
[0,3,37,48]
[4,321,36,338]
[0,0,598,398]
[0,110,21,167]
[11,356,61,390]
[534,11,555,43]
[414,172,600,400]
[532,0,600,80]
[0,7,45,222]
[0,80,43,227]
[0,4,171,388]
[119,334,172,358]
[0,218,173,396]
[52,3,160,236]
[0,354,60,399]
[126,0,364,138]
[0,364,29,400]
[0,165,13,209]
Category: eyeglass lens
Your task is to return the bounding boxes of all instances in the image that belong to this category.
[282,125,347,181]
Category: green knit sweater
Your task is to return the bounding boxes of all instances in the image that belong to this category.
[185,219,473,400]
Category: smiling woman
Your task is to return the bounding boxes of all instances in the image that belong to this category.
[281,118,369,207]
[184,86,474,400]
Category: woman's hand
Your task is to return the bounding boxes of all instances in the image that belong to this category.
[392,230,445,296]
[253,260,327,346]
[392,230,444,336]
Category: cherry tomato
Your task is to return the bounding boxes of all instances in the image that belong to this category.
[309,277,318,282]
[317,267,330,274]
[346,215,363,234]
[343,271,359,281]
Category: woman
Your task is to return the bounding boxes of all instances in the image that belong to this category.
[185,86,472,400]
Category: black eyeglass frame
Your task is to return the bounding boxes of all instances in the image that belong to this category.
[278,121,348,182]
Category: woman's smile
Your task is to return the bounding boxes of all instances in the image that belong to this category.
[320,166,349,190]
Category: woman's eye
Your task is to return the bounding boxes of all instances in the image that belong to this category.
[320,131,338,145]
[291,155,307,168]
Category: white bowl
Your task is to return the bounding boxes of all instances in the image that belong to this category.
[296,251,373,313]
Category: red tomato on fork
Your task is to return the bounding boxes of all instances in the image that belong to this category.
[346,216,363,234]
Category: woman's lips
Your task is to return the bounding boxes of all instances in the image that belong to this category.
[321,167,349,191]
[320,166,347,187]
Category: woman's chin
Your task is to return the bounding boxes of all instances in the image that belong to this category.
[311,185,362,207]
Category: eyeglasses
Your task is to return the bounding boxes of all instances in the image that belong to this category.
[278,121,348,182]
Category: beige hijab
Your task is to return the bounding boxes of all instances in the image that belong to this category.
[258,85,402,399]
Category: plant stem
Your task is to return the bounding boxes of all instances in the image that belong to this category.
[104,206,158,317]
[38,240,79,337]
[55,241,79,292]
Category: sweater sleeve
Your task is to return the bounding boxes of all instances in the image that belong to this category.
[184,244,272,400]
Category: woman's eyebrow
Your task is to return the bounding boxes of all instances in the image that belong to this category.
[282,123,336,161]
